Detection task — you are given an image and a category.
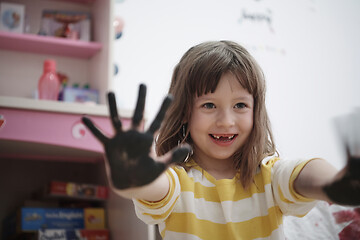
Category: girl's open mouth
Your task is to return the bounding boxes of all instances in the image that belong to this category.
[209,134,238,142]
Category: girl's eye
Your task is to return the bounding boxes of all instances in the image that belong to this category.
[234,103,246,109]
[202,103,215,109]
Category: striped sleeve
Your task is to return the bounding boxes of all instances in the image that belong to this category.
[269,157,318,216]
[132,168,180,225]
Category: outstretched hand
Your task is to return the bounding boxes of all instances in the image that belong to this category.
[82,84,191,189]
[323,110,360,206]
[323,155,360,206]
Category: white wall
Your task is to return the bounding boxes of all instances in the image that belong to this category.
[112,0,360,168]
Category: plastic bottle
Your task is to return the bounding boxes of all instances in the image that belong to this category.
[38,59,60,100]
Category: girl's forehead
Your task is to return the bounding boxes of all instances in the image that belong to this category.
[198,73,250,95]
[195,78,253,102]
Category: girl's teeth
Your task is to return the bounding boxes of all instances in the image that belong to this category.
[212,135,234,140]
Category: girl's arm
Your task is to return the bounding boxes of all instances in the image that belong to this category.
[293,159,339,202]
[82,84,190,201]
[293,157,360,205]
[112,171,169,201]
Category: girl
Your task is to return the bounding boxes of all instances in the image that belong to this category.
[82,40,360,239]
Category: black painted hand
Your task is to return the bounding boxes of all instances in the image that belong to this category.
[82,84,191,189]
[323,155,360,206]
[324,111,360,206]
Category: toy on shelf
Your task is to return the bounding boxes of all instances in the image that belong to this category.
[40,10,91,42]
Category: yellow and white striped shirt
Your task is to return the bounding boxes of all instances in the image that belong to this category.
[133,156,317,239]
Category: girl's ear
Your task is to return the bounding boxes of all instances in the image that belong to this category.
[181,113,188,124]
[182,110,190,124]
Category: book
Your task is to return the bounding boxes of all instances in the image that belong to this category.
[45,181,108,201]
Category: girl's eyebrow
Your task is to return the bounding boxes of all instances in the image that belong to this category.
[234,96,253,102]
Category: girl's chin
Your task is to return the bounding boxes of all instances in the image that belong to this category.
[201,154,235,162]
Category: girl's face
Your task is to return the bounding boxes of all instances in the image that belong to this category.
[188,72,254,166]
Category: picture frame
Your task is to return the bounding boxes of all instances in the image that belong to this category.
[0,2,25,33]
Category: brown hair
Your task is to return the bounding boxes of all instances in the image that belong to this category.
[156,40,277,189]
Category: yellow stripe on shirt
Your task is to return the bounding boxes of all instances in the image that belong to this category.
[289,158,318,202]
[137,170,176,209]
[174,165,269,202]
[164,206,282,240]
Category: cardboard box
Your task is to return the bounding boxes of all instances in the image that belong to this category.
[38,229,109,240]
[0,2,25,33]
[63,87,99,104]
[84,208,106,230]
[21,208,85,230]
[47,181,108,201]
[2,207,106,239]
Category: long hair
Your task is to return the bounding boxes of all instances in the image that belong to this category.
[156,40,277,189]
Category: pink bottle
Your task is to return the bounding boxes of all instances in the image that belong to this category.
[38,59,60,100]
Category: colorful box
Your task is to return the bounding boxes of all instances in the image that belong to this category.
[63,87,99,104]
[38,229,109,240]
[84,208,106,230]
[47,181,108,201]
[21,208,85,231]
[2,207,106,239]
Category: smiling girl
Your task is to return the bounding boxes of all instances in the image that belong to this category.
[83,40,360,240]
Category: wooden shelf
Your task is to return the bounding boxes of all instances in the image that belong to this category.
[0,96,107,116]
[0,96,133,162]
[0,139,104,162]
[0,31,102,59]
[0,96,134,117]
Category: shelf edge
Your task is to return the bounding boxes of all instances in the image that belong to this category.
[0,32,102,59]
[0,96,133,117]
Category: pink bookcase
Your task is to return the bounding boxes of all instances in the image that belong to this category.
[0,97,149,240]
[0,0,150,238]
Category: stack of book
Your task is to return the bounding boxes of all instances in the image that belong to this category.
[3,181,110,240]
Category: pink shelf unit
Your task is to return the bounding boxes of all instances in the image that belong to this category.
[0,107,131,162]
[0,31,102,59]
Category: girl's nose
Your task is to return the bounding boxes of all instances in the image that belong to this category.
[216,109,235,128]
